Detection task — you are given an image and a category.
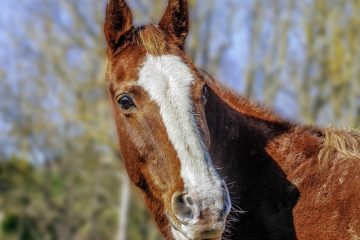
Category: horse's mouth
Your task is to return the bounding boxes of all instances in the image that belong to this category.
[171,224,223,240]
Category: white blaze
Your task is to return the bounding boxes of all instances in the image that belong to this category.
[138,54,222,193]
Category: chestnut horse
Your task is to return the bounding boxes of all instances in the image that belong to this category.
[104,0,360,239]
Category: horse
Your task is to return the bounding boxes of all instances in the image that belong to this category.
[104,0,360,239]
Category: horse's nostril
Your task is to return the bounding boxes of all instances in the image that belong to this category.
[186,196,194,206]
[177,195,185,204]
[172,193,195,223]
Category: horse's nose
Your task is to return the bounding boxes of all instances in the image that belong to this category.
[171,190,230,225]
[172,193,196,223]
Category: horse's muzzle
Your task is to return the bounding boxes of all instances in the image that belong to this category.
[170,181,231,239]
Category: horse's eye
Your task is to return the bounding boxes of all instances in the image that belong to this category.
[118,95,135,110]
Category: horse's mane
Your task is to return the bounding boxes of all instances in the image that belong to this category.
[319,128,360,164]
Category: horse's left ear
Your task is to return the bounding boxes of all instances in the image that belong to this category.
[159,0,189,49]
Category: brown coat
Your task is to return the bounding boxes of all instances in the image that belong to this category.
[205,76,360,239]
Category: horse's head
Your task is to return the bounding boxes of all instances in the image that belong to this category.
[104,0,231,239]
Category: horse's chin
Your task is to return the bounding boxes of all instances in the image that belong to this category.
[171,226,222,240]
[171,228,190,240]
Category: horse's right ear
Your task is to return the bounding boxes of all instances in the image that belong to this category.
[159,0,189,49]
[104,0,133,52]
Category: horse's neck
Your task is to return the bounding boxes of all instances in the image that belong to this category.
[205,79,323,173]
[204,82,323,238]
[205,82,291,176]
[205,81,321,206]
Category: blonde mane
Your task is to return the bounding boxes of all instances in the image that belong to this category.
[318,128,360,164]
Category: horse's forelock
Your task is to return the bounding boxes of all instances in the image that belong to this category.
[138,25,168,56]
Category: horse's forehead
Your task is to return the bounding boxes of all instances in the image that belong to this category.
[138,54,195,89]
[110,46,147,84]
[113,52,197,97]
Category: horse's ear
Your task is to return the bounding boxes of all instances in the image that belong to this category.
[159,0,189,49]
[104,0,133,51]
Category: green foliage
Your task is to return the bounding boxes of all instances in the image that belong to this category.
[0,155,160,240]
[0,158,42,240]
[1,214,42,240]
[0,156,119,240]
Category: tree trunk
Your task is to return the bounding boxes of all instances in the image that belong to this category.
[117,172,130,240]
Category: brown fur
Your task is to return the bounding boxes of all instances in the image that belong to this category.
[104,1,360,239]
[203,74,283,123]
[205,77,360,239]
[106,44,185,238]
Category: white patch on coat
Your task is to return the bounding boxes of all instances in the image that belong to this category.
[137,54,223,200]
